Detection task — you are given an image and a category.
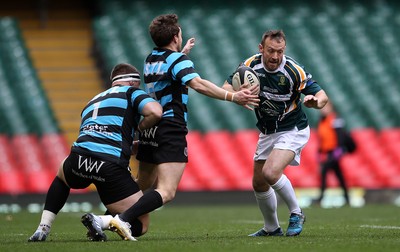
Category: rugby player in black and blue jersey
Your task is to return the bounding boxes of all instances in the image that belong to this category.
[28,63,162,242]
[99,14,260,241]
[223,30,328,237]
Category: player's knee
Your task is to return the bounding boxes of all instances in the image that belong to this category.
[252,176,267,191]
[163,190,176,203]
[157,188,176,203]
[262,169,281,185]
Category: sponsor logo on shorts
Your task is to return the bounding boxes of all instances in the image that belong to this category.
[142,126,158,139]
[78,155,105,173]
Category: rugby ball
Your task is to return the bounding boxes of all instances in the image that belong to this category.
[231,66,260,91]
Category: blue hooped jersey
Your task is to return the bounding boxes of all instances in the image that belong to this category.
[72,85,155,167]
[143,48,200,126]
[227,54,322,134]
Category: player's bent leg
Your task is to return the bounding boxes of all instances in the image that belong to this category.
[137,161,158,191]
[106,191,150,236]
[155,162,186,204]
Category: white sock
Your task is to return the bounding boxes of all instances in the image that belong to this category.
[271,174,301,214]
[98,215,113,230]
[254,188,280,232]
[38,210,56,231]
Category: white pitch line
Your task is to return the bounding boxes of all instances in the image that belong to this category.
[233,220,264,224]
[360,225,400,230]
[234,220,288,225]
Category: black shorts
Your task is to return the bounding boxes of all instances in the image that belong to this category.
[63,152,140,205]
[136,119,188,164]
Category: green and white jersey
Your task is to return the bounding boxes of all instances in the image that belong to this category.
[227,54,322,134]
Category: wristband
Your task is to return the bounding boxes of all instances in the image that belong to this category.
[225,92,233,101]
[231,93,235,102]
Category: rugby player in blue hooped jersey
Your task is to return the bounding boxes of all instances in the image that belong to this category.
[28,63,163,242]
[223,30,328,237]
[91,13,260,241]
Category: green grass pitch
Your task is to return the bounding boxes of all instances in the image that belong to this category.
[1,204,399,252]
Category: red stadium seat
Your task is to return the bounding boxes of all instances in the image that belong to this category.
[286,166,319,188]
[179,128,400,191]
[203,131,253,190]
[12,134,48,171]
[351,128,378,154]
[0,135,26,193]
[380,128,400,142]
[185,131,233,190]
[0,135,17,169]
[379,128,400,165]
[178,167,203,191]
[11,135,54,192]
[299,130,319,174]
[232,129,258,167]
[384,174,400,188]
[178,131,205,191]
[349,128,400,188]
[25,169,54,193]
[0,169,25,194]
[40,133,70,172]
[340,155,365,187]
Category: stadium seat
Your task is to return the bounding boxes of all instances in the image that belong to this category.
[0,135,26,193]
[0,16,59,136]
[0,58,30,135]
[299,130,319,174]
[178,131,204,191]
[379,128,400,165]
[11,135,54,192]
[285,166,317,188]
[0,169,25,194]
[350,128,400,187]
[186,131,233,190]
[231,129,258,166]
[40,133,70,172]
[203,131,253,190]
[340,155,364,188]
[11,135,48,170]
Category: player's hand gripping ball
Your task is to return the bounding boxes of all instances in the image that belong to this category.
[232,66,260,91]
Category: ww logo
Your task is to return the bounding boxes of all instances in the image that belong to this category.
[142,126,158,139]
[78,155,105,173]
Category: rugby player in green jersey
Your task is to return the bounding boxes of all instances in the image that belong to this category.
[223,30,328,237]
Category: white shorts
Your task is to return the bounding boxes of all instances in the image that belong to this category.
[253,126,310,166]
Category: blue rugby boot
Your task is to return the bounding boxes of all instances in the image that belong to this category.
[286,212,306,236]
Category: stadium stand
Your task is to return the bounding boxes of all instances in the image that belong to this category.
[0,0,399,194]
[18,1,102,145]
[90,0,400,191]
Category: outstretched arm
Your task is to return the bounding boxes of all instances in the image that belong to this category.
[188,77,259,110]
